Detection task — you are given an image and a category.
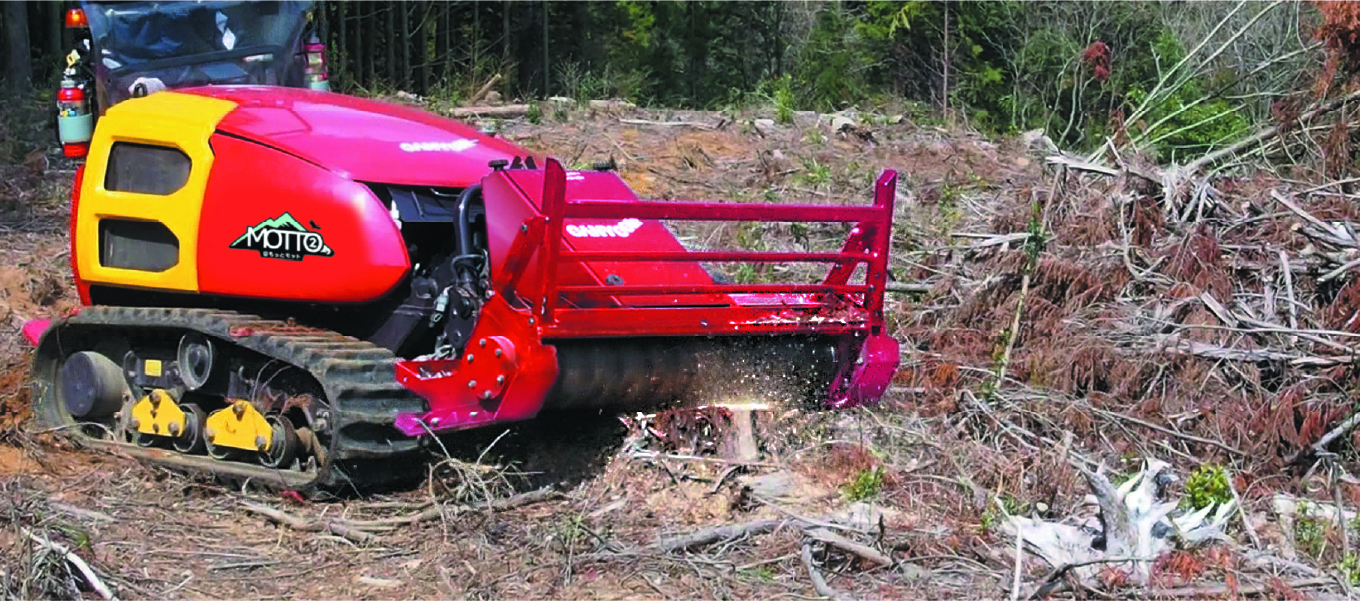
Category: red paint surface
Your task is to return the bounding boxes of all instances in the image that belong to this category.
[485,166,726,309]
[70,164,91,305]
[394,295,559,436]
[395,158,901,434]
[21,318,52,346]
[181,86,529,187]
[491,159,897,340]
[826,334,901,409]
[198,134,409,303]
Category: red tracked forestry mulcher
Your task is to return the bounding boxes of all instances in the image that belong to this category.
[25,86,901,491]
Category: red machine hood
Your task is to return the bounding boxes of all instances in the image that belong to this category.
[182,86,529,188]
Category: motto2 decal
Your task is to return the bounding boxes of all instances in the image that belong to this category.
[229,212,334,261]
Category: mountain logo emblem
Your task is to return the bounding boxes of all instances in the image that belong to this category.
[229,212,333,261]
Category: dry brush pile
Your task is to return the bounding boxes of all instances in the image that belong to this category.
[884,90,1360,594]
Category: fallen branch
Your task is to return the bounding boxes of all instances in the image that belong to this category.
[1187,88,1360,174]
[23,527,119,601]
[1160,338,1345,367]
[241,501,380,544]
[1153,576,1332,598]
[804,527,893,568]
[1026,557,1150,600]
[1320,255,1360,283]
[750,494,874,535]
[448,104,530,118]
[801,543,851,601]
[619,118,716,129]
[653,519,783,553]
[1044,154,1120,176]
[959,232,1032,249]
[1270,190,1356,248]
[468,74,503,104]
[885,282,932,294]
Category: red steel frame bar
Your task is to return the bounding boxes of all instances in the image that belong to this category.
[518,158,897,337]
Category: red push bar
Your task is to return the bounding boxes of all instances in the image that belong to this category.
[564,200,884,223]
[513,158,897,338]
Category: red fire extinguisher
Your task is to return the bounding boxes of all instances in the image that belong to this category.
[57,77,93,159]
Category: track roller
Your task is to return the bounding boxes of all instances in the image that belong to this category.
[172,403,208,454]
[178,333,216,391]
[260,415,299,469]
[205,434,241,460]
[57,351,127,419]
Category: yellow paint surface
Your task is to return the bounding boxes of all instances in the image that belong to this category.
[75,91,238,293]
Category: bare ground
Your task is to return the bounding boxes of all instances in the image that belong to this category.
[0,98,1352,599]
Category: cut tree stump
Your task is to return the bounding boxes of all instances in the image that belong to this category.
[720,408,762,463]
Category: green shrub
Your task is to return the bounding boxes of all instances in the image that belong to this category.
[1181,464,1232,511]
[844,467,884,501]
[774,76,795,125]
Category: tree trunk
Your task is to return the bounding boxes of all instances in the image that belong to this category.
[415,0,429,94]
[335,0,346,87]
[48,0,63,65]
[502,0,510,62]
[434,1,448,83]
[3,0,31,88]
[541,0,549,96]
[941,0,951,118]
[398,0,410,91]
[777,1,788,76]
[385,3,396,86]
[363,2,376,88]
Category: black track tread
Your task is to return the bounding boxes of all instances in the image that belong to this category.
[32,307,429,492]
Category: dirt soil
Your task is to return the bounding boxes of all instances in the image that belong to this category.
[0,98,1351,600]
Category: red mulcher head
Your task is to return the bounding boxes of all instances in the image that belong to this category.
[393,158,901,437]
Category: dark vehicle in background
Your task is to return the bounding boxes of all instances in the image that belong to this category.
[57,0,329,158]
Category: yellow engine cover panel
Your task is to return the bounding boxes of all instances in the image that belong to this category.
[75,91,238,294]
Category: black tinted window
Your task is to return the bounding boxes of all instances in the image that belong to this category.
[105,142,191,195]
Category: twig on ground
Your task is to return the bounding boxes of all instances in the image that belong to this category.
[653,519,784,553]
[1153,576,1332,598]
[1011,522,1024,601]
[801,543,850,601]
[1025,557,1153,600]
[240,502,379,544]
[1290,409,1360,464]
[1159,337,1344,368]
[1091,407,1244,456]
[804,528,893,568]
[619,118,715,129]
[1226,467,1262,550]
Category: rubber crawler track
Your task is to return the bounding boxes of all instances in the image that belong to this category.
[30,307,430,493]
